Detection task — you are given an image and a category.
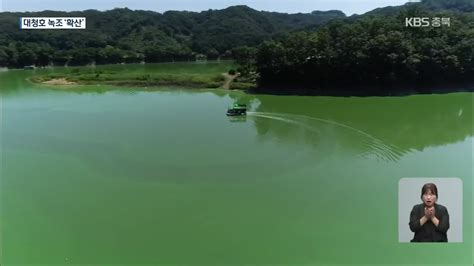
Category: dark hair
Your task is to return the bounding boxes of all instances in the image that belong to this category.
[421,183,438,199]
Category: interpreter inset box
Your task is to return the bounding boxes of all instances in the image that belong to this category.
[398,177,462,243]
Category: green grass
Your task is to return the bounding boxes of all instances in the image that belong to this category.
[30,61,256,90]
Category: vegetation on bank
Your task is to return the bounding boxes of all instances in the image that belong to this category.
[31,71,220,88]
[29,66,257,90]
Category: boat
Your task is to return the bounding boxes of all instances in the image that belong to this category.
[226,104,247,116]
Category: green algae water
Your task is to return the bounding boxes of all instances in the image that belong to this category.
[1,63,473,265]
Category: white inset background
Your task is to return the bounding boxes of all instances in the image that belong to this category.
[398,177,463,243]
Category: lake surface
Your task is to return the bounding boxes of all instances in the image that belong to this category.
[1,63,473,265]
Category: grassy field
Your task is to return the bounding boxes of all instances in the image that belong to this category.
[30,61,256,90]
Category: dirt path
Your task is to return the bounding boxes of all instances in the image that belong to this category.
[42,78,77,85]
[221,73,240,89]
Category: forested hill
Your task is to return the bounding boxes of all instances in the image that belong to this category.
[0,6,345,67]
[253,0,474,94]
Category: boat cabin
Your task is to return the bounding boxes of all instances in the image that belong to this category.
[226,104,247,116]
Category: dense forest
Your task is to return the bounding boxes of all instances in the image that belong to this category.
[0,6,344,67]
[254,3,474,93]
[0,0,473,93]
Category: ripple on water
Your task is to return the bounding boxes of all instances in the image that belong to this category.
[247,111,406,162]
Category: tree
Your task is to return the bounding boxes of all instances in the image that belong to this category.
[18,48,37,66]
[0,46,9,66]
[206,48,220,60]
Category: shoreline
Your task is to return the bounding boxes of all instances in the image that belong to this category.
[30,72,250,90]
[33,77,474,97]
[248,83,474,97]
[35,79,474,97]
[25,63,474,97]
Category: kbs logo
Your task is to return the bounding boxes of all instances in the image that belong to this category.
[405,17,430,27]
[405,17,451,27]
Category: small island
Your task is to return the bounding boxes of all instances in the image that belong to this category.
[29,63,257,90]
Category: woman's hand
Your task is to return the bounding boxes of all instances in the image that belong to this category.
[419,206,437,227]
[424,207,433,219]
[429,207,440,225]
[420,207,431,225]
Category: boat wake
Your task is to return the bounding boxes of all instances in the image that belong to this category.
[247,111,404,162]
